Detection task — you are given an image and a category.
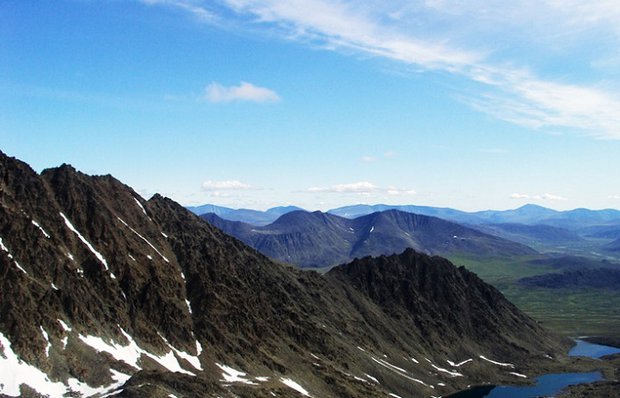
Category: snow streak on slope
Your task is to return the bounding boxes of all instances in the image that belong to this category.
[60,212,112,276]
[116,217,169,263]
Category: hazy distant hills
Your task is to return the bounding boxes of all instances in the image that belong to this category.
[471,223,585,249]
[192,202,620,261]
[189,202,620,231]
[329,203,620,230]
[186,204,304,226]
[202,209,535,268]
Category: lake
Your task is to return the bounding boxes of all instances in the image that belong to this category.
[569,339,620,358]
[446,340,619,398]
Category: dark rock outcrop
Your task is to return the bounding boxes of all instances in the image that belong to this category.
[0,151,568,397]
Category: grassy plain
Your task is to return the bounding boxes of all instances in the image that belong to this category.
[448,254,620,339]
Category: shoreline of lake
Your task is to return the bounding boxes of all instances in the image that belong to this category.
[445,339,620,398]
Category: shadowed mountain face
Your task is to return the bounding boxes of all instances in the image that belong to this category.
[202,209,536,268]
[519,268,620,290]
[0,151,567,397]
[604,238,620,252]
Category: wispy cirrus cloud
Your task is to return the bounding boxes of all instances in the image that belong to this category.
[204,81,280,103]
[510,192,567,201]
[140,0,218,22]
[143,0,620,139]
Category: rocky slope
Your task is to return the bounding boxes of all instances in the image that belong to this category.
[1,151,568,397]
[203,209,536,268]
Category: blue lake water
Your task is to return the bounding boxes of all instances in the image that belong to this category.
[569,339,620,358]
[446,340,620,398]
[446,372,601,398]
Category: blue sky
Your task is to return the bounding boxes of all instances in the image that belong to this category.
[2,0,619,211]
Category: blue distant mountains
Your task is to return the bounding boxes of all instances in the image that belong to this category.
[188,203,620,266]
[186,204,304,226]
[188,203,620,230]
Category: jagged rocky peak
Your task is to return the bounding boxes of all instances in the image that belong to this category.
[1,151,569,397]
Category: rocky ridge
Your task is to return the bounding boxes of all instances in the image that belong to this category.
[1,151,569,397]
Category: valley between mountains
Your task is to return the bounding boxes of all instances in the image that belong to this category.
[0,150,617,397]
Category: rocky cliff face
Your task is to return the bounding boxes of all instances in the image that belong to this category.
[0,151,568,397]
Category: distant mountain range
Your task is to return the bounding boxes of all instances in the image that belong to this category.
[189,203,620,231]
[186,204,304,226]
[0,151,568,397]
[202,209,535,268]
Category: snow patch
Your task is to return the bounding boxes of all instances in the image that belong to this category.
[447,358,473,367]
[365,374,379,384]
[0,237,11,254]
[388,394,403,398]
[410,357,419,364]
[185,299,193,314]
[508,372,527,378]
[60,212,110,272]
[255,376,270,382]
[51,283,59,290]
[280,378,311,397]
[79,328,200,375]
[128,254,136,262]
[370,357,428,386]
[68,369,131,397]
[427,361,463,377]
[117,217,169,263]
[479,355,515,368]
[31,220,50,238]
[0,332,69,396]
[134,197,148,216]
[0,237,27,274]
[369,226,375,233]
[13,261,27,274]
[353,376,368,383]
[58,319,71,332]
[216,363,257,385]
[39,327,51,357]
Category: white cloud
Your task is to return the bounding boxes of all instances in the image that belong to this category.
[204,81,280,103]
[609,195,620,199]
[307,181,415,196]
[145,0,620,139]
[140,0,217,22]
[383,151,397,158]
[361,155,376,162]
[202,180,253,190]
[386,186,416,196]
[510,192,567,201]
[307,181,379,194]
